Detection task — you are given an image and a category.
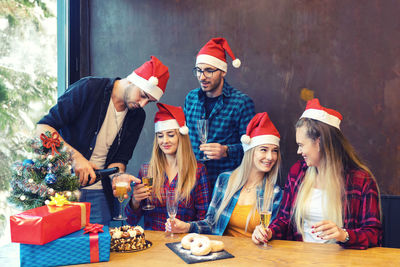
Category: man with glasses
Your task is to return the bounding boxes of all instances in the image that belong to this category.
[37,56,169,225]
[184,38,255,190]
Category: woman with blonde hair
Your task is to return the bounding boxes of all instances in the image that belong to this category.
[120,103,210,230]
[252,99,382,249]
[166,112,282,237]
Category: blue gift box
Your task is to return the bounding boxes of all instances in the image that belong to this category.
[20,226,110,267]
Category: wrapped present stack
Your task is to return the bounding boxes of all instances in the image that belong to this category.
[10,194,111,266]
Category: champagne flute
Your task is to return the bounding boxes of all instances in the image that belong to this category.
[166,190,178,238]
[142,176,155,210]
[113,173,130,220]
[197,119,210,161]
[256,193,273,249]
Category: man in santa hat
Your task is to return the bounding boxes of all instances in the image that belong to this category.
[184,38,255,190]
[36,56,170,225]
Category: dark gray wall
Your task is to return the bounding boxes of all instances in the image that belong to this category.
[88,0,400,194]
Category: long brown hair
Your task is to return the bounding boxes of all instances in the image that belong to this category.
[148,129,198,204]
[293,118,380,237]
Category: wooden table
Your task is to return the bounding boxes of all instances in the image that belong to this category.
[80,231,399,266]
[1,230,399,266]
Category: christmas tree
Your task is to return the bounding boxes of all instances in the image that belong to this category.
[8,131,80,210]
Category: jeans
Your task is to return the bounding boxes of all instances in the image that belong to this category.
[80,189,111,225]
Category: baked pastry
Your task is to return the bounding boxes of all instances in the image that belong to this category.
[190,236,211,256]
[109,225,150,252]
[181,233,200,250]
[210,240,224,252]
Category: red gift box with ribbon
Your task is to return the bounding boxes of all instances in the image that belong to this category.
[10,200,90,245]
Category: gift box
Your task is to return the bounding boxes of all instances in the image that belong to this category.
[10,202,90,245]
[20,224,110,267]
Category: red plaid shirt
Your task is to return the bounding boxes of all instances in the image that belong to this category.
[125,163,210,231]
[270,160,382,249]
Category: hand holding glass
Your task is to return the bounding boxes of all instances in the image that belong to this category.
[257,195,273,249]
[197,119,209,161]
[166,190,178,238]
[142,177,155,210]
[113,173,130,220]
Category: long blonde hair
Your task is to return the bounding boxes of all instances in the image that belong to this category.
[214,146,281,232]
[293,118,380,237]
[148,129,198,204]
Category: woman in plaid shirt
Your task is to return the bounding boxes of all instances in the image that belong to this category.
[166,112,282,237]
[253,99,382,249]
[122,103,210,231]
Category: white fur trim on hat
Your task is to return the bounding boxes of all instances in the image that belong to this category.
[179,125,189,135]
[196,54,228,72]
[242,135,280,152]
[126,72,164,101]
[232,58,241,68]
[155,119,180,133]
[241,135,251,144]
[300,109,341,129]
[148,76,158,86]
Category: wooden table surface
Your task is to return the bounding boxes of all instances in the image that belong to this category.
[79,230,399,267]
[1,230,399,266]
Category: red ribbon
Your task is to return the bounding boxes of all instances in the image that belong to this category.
[84,223,104,234]
[40,132,61,156]
[84,223,103,263]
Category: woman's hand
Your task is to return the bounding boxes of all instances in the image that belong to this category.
[165,217,190,233]
[312,220,347,242]
[252,225,272,245]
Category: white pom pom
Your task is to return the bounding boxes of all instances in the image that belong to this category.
[232,58,241,68]
[45,200,50,205]
[241,134,251,144]
[66,191,71,197]
[28,178,33,183]
[20,195,26,201]
[148,76,158,86]
[179,126,189,135]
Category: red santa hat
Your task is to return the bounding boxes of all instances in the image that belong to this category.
[241,112,280,152]
[196,37,241,72]
[300,98,343,129]
[126,56,169,101]
[154,103,189,135]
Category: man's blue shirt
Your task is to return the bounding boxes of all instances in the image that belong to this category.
[184,80,255,188]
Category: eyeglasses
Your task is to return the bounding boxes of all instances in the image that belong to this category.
[192,67,220,78]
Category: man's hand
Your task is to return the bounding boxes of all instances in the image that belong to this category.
[72,153,98,186]
[199,143,228,160]
[111,173,141,199]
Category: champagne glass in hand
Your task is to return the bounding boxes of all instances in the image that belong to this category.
[142,177,155,210]
[166,190,178,238]
[113,173,130,220]
[197,119,209,161]
[256,193,273,249]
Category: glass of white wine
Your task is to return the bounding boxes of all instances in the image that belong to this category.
[256,194,273,249]
[113,173,130,220]
[142,176,155,210]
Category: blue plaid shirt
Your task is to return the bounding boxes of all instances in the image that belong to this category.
[188,172,282,236]
[184,80,255,188]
